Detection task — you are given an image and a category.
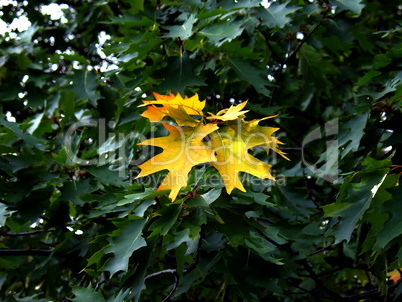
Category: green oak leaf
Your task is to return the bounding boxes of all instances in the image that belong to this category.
[338,112,369,158]
[148,200,183,237]
[323,158,390,243]
[199,19,245,46]
[117,188,168,206]
[373,186,402,251]
[228,58,273,97]
[257,1,301,28]
[69,70,102,106]
[72,285,106,302]
[156,54,206,94]
[103,217,148,276]
[297,44,337,90]
[163,14,197,40]
[332,0,365,15]
[0,117,46,150]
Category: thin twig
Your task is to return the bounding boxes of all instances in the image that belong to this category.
[144,234,204,281]
[0,229,53,237]
[144,269,177,280]
[342,279,401,301]
[308,244,334,257]
[268,6,329,107]
[286,278,312,294]
[298,258,344,301]
[283,21,324,66]
[142,262,185,301]
[252,221,343,300]
[0,248,72,259]
[162,272,179,302]
[143,226,204,301]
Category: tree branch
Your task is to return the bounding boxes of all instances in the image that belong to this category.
[308,244,334,257]
[251,220,344,301]
[342,280,402,301]
[283,21,323,66]
[298,258,344,300]
[162,272,179,302]
[0,249,72,259]
[0,230,53,237]
[144,269,177,280]
[268,6,329,106]
[143,226,204,301]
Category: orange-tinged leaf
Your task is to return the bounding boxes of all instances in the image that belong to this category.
[388,269,402,283]
[210,126,275,194]
[152,91,176,101]
[140,104,201,126]
[207,101,249,121]
[140,105,167,122]
[140,92,177,122]
[137,92,288,199]
[137,123,218,200]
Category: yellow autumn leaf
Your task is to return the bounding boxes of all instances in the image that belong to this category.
[136,123,218,200]
[237,117,290,160]
[152,91,176,101]
[138,91,288,200]
[207,101,249,121]
[262,137,289,161]
[209,126,275,194]
[141,104,200,126]
[163,105,200,127]
[140,92,206,122]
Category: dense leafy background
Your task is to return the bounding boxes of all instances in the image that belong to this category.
[1,0,402,301]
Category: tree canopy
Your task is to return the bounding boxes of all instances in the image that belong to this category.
[1,0,402,301]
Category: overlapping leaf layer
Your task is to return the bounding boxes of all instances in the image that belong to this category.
[137,92,288,200]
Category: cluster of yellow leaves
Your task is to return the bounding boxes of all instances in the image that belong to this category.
[137,92,289,201]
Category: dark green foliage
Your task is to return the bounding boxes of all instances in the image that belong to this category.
[1,0,402,301]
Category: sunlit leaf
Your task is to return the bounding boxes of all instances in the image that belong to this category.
[207,101,249,121]
[209,126,275,194]
[137,123,218,200]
